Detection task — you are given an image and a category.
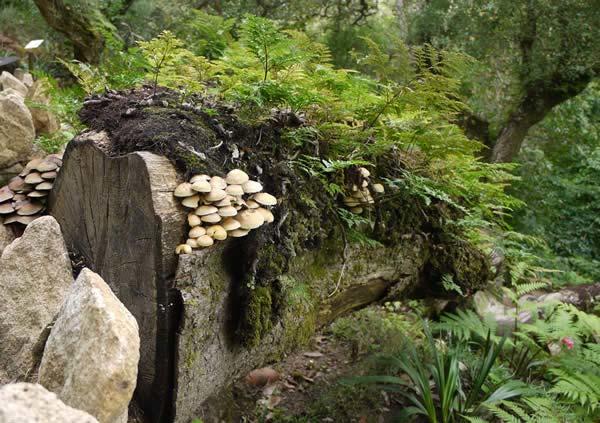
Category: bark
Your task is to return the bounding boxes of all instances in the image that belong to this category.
[33,0,119,64]
[490,78,590,163]
[49,131,187,422]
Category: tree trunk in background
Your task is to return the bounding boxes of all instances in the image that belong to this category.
[489,78,590,162]
[33,0,119,64]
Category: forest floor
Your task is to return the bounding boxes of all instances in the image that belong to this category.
[231,305,413,422]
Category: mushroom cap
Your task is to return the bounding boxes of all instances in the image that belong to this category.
[228,228,250,238]
[0,203,15,214]
[236,209,265,230]
[35,181,54,191]
[225,184,244,196]
[358,167,370,178]
[0,187,14,202]
[16,201,44,216]
[351,206,363,214]
[197,235,214,247]
[186,238,199,248]
[3,214,36,225]
[189,226,207,238]
[28,190,48,198]
[188,214,202,227]
[192,180,212,193]
[251,192,277,206]
[201,213,221,223]
[12,194,27,201]
[205,188,227,202]
[174,182,195,197]
[352,189,369,200]
[222,217,241,231]
[225,169,249,185]
[41,171,58,179]
[8,176,26,192]
[24,158,43,171]
[215,195,235,207]
[35,160,58,172]
[190,174,210,183]
[372,183,385,193]
[209,176,227,190]
[242,180,263,194]
[206,225,227,240]
[245,199,260,209]
[218,205,238,217]
[256,207,275,223]
[181,194,200,208]
[46,154,63,167]
[195,205,218,216]
[343,197,361,207]
[176,244,192,254]
[361,180,369,188]
[24,172,43,185]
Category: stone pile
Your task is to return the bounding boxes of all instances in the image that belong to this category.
[0,154,62,225]
[174,168,277,253]
[342,166,385,214]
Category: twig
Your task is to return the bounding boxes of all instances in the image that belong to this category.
[328,229,349,298]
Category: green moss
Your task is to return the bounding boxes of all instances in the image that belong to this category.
[427,237,492,296]
[241,286,273,347]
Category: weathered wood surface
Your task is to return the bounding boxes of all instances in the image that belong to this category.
[48,131,186,422]
[172,237,428,422]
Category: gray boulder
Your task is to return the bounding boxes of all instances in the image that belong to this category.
[0,224,15,255]
[0,71,28,97]
[26,79,60,135]
[0,216,73,383]
[39,268,140,423]
[0,90,35,169]
[0,383,98,423]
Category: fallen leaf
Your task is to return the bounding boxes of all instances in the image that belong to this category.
[245,367,280,386]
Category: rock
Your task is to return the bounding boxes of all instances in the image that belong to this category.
[0,383,98,423]
[22,73,34,88]
[473,290,532,335]
[38,268,140,423]
[26,79,60,135]
[0,216,73,383]
[0,162,23,185]
[0,223,15,255]
[0,91,35,169]
[0,71,28,97]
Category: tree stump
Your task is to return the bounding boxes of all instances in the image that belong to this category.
[49,131,187,422]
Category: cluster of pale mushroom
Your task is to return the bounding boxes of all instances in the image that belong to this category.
[174,169,277,254]
[342,167,385,214]
[0,155,62,226]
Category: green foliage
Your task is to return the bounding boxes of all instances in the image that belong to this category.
[435,303,600,421]
[350,321,531,422]
[510,84,600,285]
[331,304,422,356]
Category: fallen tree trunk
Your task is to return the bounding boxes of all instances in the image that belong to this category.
[48,88,491,421]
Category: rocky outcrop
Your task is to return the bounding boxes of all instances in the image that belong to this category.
[38,268,140,423]
[0,223,15,255]
[0,216,73,383]
[0,383,98,423]
[26,79,60,135]
[0,90,35,169]
[0,71,28,97]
